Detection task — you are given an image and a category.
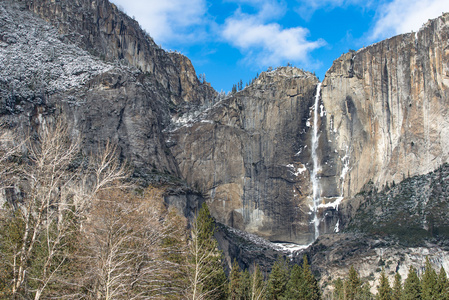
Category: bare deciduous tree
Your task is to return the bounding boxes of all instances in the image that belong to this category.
[0,120,129,299]
[1,120,192,300]
[77,187,187,300]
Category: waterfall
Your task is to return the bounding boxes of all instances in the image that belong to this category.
[311,83,322,240]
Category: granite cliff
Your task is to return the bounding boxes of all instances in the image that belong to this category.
[169,67,320,244]
[321,13,449,200]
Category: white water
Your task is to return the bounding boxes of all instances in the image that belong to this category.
[311,83,322,240]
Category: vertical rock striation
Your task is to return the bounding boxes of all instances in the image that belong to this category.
[170,68,320,244]
[321,13,449,200]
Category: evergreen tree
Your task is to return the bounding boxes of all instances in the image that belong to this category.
[360,283,374,300]
[333,278,345,300]
[266,257,289,299]
[392,272,402,300]
[436,267,449,300]
[229,259,242,300]
[161,207,190,299]
[402,266,421,300]
[188,203,227,300]
[377,268,392,300]
[285,264,302,299]
[0,209,25,298]
[239,269,251,300]
[300,255,321,300]
[345,266,362,300]
[421,257,437,300]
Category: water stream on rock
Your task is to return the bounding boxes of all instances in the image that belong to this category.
[311,83,322,240]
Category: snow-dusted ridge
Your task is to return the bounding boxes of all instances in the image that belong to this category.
[0,4,114,102]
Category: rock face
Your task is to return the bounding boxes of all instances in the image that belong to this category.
[25,0,216,108]
[321,13,449,200]
[169,68,321,244]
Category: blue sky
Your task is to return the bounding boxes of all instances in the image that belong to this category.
[110,0,449,92]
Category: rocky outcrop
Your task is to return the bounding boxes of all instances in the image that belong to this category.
[22,0,216,109]
[308,233,449,296]
[321,13,449,200]
[1,1,176,177]
[169,68,321,244]
[0,0,213,222]
[347,163,449,243]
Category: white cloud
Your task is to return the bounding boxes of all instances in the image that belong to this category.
[110,0,208,45]
[222,12,326,68]
[369,0,449,41]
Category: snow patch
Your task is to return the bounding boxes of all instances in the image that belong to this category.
[273,242,312,253]
[286,164,307,176]
[334,219,340,232]
[0,5,113,99]
[318,197,343,210]
[320,104,326,117]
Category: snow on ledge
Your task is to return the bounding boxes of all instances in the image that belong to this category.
[317,197,343,210]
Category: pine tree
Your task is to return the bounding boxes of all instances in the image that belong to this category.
[266,257,289,299]
[402,266,421,300]
[0,209,25,298]
[436,267,449,300]
[360,283,374,300]
[229,259,242,300]
[392,272,402,300]
[239,269,251,300]
[333,278,345,300]
[300,255,321,299]
[285,264,302,299]
[421,257,437,300]
[377,268,392,300]
[345,266,362,300]
[188,203,227,300]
